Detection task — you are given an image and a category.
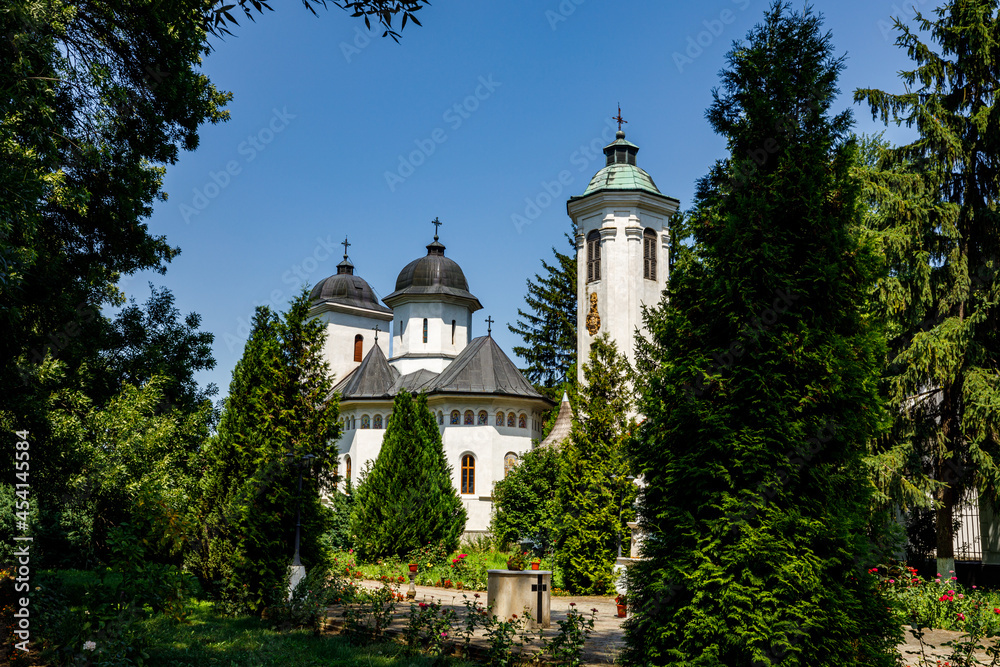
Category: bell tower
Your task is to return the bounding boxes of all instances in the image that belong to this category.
[566,121,679,382]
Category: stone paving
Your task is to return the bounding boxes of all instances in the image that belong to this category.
[326,580,997,665]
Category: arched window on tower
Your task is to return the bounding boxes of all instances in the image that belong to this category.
[461,454,475,494]
[643,228,657,280]
[451,320,456,345]
[345,455,352,484]
[450,410,461,425]
[373,414,382,429]
[586,230,601,283]
[507,412,516,427]
[464,410,474,425]
[423,318,428,344]
[354,334,363,362]
[496,411,504,426]
[478,410,488,425]
[518,413,527,429]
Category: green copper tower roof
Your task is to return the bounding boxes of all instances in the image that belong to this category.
[578,130,662,197]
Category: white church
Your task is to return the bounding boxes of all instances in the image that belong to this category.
[310,126,678,534]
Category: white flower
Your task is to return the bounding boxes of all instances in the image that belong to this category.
[83,641,97,651]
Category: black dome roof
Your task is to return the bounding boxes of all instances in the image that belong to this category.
[384,239,482,310]
[310,258,391,314]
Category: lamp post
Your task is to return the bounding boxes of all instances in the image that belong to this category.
[286,451,316,598]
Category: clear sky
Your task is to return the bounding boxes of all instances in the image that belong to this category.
[119,0,937,401]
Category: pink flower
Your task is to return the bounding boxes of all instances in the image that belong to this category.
[888,579,895,584]
[949,590,955,594]
[958,613,966,621]
[570,602,576,607]
[958,594,965,599]
[951,576,958,581]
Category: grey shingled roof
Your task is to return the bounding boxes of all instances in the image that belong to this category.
[424,336,548,400]
[538,392,573,449]
[390,369,438,394]
[332,345,399,398]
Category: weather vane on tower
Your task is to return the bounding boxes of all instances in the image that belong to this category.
[613,104,627,132]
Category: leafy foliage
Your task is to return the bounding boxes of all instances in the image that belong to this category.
[855,0,1000,574]
[554,334,635,596]
[349,391,466,561]
[622,4,901,664]
[490,445,562,552]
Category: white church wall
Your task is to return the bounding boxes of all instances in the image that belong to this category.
[390,301,472,367]
[316,310,391,385]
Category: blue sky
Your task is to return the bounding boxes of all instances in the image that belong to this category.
[120,0,937,401]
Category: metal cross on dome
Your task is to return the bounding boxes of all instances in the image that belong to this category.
[431,217,443,240]
[613,104,627,132]
[372,324,380,343]
[485,315,494,336]
[341,237,351,259]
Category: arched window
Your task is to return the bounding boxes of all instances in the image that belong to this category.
[504,452,518,476]
[643,228,657,280]
[423,318,428,344]
[518,414,527,429]
[451,320,456,345]
[354,334,363,362]
[450,410,461,425]
[507,412,516,427]
[478,410,488,425]
[461,454,475,494]
[496,411,504,426]
[345,455,352,484]
[360,414,370,429]
[464,410,474,425]
[586,230,601,283]
[438,411,444,425]
[373,414,382,429]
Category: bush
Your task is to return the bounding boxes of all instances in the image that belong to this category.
[491,447,561,552]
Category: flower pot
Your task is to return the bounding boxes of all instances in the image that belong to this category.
[408,563,418,573]
[530,562,540,570]
[616,604,627,618]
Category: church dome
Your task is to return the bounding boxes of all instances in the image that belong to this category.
[580,130,662,197]
[384,235,483,310]
[310,255,392,314]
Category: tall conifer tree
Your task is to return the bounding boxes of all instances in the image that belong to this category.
[622,5,899,665]
[554,334,635,595]
[350,391,466,561]
[855,0,1000,575]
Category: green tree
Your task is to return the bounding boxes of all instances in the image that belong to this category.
[855,0,1000,575]
[509,232,577,392]
[192,293,339,612]
[490,445,562,552]
[622,5,899,665]
[350,391,466,561]
[553,334,635,595]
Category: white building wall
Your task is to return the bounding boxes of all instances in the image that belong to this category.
[315,310,392,385]
[389,301,473,374]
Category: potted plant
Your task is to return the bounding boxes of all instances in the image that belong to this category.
[615,594,627,618]
[530,558,541,570]
[408,563,419,573]
[506,551,527,571]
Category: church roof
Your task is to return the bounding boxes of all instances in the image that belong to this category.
[390,368,438,394]
[572,130,667,198]
[310,254,392,315]
[384,236,483,311]
[423,336,549,401]
[538,392,573,449]
[332,345,399,398]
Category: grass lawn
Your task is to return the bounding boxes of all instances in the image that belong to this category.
[141,600,474,667]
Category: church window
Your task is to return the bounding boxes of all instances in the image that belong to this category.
[345,455,351,484]
[504,452,518,476]
[478,410,488,425]
[496,411,504,426]
[354,334,363,362]
[461,455,475,494]
[373,414,382,429]
[450,410,461,425]
[507,412,516,427]
[518,414,527,429]
[464,410,474,425]
[361,414,370,429]
[452,320,456,345]
[423,318,428,344]
[586,230,601,283]
[643,228,657,280]
[438,411,444,425]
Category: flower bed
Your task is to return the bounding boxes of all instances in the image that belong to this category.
[874,564,1000,633]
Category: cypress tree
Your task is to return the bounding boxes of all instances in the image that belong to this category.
[509,231,578,391]
[350,391,466,561]
[622,4,899,665]
[855,0,1000,575]
[554,334,635,595]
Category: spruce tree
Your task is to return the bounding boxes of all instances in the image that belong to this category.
[192,293,339,612]
[855,0,1000,575]
[622,5,899,665]
[350,391,466,561]
[554,334,635,595]
[490,444,562,552]
[509,232,578,391]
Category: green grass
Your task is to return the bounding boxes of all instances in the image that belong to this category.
[141,599,474,667]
